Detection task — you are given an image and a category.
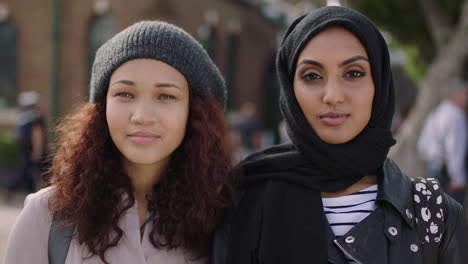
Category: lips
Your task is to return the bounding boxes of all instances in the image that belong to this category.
[319,112,350,126]
[127,131,160,144]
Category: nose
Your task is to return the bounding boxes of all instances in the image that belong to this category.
[130,100,156,125]
[322,78,344,106]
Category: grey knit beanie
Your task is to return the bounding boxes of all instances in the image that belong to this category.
[89,21,226,106]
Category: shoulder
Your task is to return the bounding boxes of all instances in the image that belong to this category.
[211,180,304,263]
[215,180,287,233]
[411,177,464,241]
[411,177,463,220]
[23,186,54,216]
[26,185,54,202]
[438,191,467,262]
[440,102,466,122]
[226,182,270,220]
[222,179,310,227]
[234,180,299,209]
[16,186,54,230]
[4,186,54,263]
[441,192,464,228]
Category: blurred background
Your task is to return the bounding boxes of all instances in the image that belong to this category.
[0,0,467,260]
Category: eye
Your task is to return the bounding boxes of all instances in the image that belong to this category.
[301,72,323,81]
[115,92,134,99]
[345,70,366,78]
[158,94,176,100]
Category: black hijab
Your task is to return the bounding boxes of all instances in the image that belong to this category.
[228,6,396,264]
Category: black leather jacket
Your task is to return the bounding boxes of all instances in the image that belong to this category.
[211,160,467,264]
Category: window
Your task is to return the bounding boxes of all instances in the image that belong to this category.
[87,14,117,88]
[0,21,17,108]
[262,54,281,143]
[198,9,219,60]
[225,34,239,110]
[198,24,217,60]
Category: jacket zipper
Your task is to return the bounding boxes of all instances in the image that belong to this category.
[333,239,362,264]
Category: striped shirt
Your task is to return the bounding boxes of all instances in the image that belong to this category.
[322,185,378,264]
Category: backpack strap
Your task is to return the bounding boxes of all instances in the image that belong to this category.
[412,177,445,264]
[48,216,74,264]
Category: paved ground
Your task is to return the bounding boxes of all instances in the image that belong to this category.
[0,191,27,263]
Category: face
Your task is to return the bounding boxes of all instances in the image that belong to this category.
[294,26,375,144]
[106,58,189,169]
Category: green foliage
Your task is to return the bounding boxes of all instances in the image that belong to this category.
[351,0,464,82]
[0,131,19,166]
[352,0,434,60]
[401,44,429,83]
[388,39,428,83]
[351,0,464,62]
[442,0,465,25]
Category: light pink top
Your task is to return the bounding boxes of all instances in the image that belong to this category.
[4,187,206,264]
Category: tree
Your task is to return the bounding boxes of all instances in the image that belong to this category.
[352,0,468,178]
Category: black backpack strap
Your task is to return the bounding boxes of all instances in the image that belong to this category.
[412,177,445,264]
[48,216,74,264]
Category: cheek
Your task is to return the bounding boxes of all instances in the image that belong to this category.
[354,88,374,126]
[172,112,189,137]
[180,106,190,133]
[164,102,189,140]
[294,86,320,118]
[106,103,127,136]
[294,81,307,103]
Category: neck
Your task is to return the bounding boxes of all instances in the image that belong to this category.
[321,175,378,198]
[123,158,169,201]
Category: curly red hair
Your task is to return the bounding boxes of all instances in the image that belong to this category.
[48,93,234,263]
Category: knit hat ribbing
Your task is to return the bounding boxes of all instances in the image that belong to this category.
[89,21,226,106]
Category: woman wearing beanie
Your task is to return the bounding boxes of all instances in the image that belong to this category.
[212,6,467,264]
[5,21,234,264]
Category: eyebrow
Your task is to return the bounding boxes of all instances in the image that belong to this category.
[338,55,369,67]
[155,83,182,90]
[110,80,181,89]
[298,59,324,69]
[110,79,135,86]
[297,55,369,69]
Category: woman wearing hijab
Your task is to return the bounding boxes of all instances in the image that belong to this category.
[212,6,466,264]
[5,21,234,264]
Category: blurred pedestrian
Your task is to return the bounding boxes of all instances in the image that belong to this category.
[418,86,467,205]
[212,6,467,264]
[5,21,234,264]
[3,91,45,199]
[236,102,261,154]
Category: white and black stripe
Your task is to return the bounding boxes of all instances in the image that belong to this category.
[322,185,378,263]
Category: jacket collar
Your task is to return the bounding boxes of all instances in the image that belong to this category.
[376,159,416,228]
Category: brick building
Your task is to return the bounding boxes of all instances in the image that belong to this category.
[0,0,283,134]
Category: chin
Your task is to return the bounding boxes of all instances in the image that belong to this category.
[318,134,354,145]
[124,153,170,166]
[322,138,348,144]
